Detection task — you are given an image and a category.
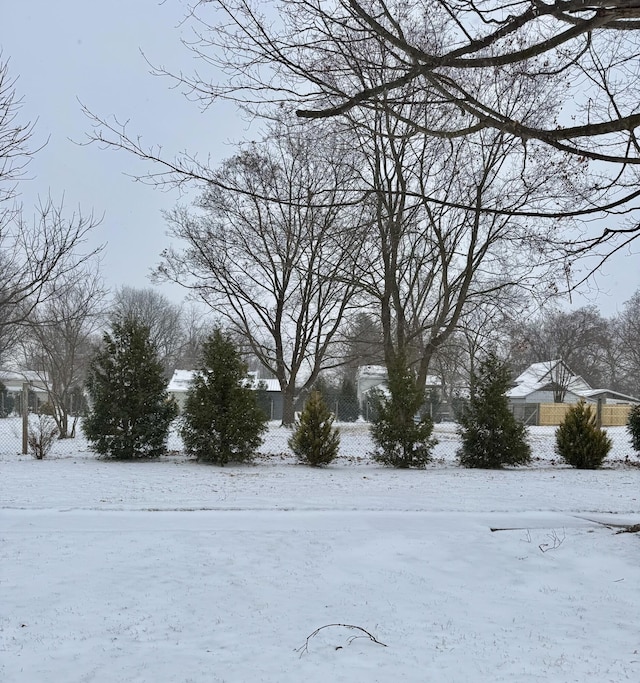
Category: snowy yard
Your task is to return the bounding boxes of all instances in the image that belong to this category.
[2,421,639,682]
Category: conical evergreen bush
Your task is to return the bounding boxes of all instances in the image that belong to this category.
[370,355,437,468]
[83,318,178,459]
[457,353,531,469]
[627,404,640,453]
[180,329,267,465]
[288,390,340,466]
[556,400,612,469]
[337,377,359,422]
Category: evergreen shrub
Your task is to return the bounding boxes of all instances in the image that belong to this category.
[555,400,612,469]
[370,356,437,468]
[181,329,267,465]
[337,377,359,422]
[83,318,177,459]
[457,354,531,468]
[627,404,640,453]
[289,390,340,466]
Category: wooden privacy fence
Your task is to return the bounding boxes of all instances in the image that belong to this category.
[538,402,632,427]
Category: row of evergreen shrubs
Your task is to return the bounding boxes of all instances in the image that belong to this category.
[79,319,640,469]
[81,319,340,466]
[367,353,637,470]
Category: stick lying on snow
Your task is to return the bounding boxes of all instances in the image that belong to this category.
[296,623,388,657]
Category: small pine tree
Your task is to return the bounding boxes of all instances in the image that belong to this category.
[627,404,640,453]
[289,390,340,466]
[556,400,612,469]
[457,354,531,469]
[370,355,437,468]
[83,318,178,459]
[181,329,267,465]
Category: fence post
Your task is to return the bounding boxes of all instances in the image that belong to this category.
[596,397,603,429]
[22,382,29,455]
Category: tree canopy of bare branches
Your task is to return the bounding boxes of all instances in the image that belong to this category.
[23,271,107,437]
[110,286,187,377]
[142,0,640,268]
[614,289,640,396]
[347,87,566,391]
[1,56,102,355]
[158,124,367,424]
[1,198,101,330]
[0,56,37,218]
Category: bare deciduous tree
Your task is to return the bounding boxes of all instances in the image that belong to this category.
[110,286,185,376]
[134,1,640,272]
[174,302,214,370]
[1,56,101,350]
[158,124,366,424]
[615,289,640,397]
[0,55,36,218]
[1,198,101,329]
[348,92,564,394]
[508,306,611,392]
[22,270,107,438]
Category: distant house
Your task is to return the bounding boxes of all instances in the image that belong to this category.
[507,359,640,423]
[355,364,445,419]
[507,360,591,405]
[167,369,284,421]
[507,360,639,406]
[167,370,196,412]
[0,369,49,413]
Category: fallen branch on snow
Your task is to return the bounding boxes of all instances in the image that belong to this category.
[539,529,565,553]
[296,623,388,657]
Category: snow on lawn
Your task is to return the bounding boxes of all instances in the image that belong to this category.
[2,420,640,682]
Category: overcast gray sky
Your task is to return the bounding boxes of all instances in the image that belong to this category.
[2,0,251,305]
[2,0,639,315]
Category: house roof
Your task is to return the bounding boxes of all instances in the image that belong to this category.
[168,369,281,394]
[578,388,640,403]
[356,365,442,387]
[507,359,591,399]
[167,370,198,393]
[0,370,49,393]
[507,360,640,403]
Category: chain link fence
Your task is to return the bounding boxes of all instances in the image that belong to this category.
[1,402,637,464]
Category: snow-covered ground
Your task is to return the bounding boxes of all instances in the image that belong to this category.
[2,420,639,682]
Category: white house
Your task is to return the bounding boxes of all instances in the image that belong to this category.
[355,364,445,419]
[167,369,283,420]
[0,369,50,412]
[507,360,639,406]
[356,365,443,403]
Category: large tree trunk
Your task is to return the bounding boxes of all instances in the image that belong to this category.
[281,386,297,427]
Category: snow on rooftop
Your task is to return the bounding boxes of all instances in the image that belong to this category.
[356,365,441,386]
[168,370,280,393]
[507,360,591,399]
